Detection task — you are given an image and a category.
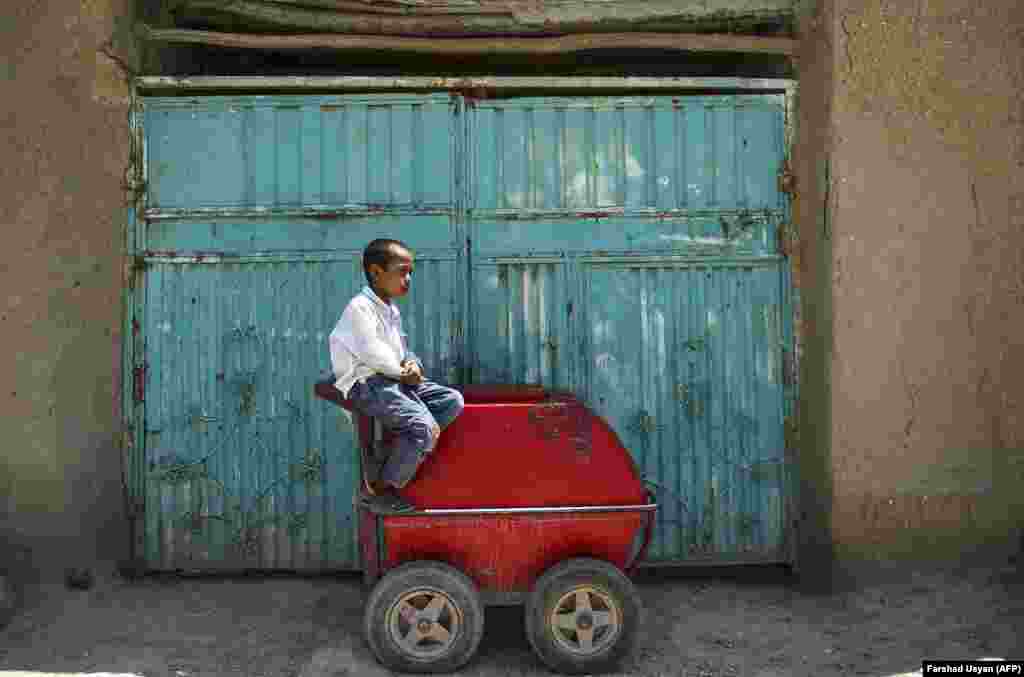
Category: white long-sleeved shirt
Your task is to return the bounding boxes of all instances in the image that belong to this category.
[328,286,420,397]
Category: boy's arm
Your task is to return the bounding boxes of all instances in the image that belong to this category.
[342,304,405,379]
[397,314,423,371]
[401,342,423,371]
[393,325,421,368]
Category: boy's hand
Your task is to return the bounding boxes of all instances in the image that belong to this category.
[400,360,424,386]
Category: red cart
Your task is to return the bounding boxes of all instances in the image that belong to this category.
[315,382,657,675]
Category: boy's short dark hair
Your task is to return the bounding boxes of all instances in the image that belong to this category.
[363,238,411,285]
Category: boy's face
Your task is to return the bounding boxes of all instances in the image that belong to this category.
[369,246,414,300]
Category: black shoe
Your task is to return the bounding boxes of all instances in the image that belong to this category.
[359,489,416,515]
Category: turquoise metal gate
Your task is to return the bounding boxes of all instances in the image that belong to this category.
[129,87,794,571]
[133,94,462,570]
[466,96,794,564]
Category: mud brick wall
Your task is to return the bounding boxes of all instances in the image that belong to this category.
[1,1,139,581]
[796,0,1024,571]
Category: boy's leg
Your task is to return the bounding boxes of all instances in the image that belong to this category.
[347,375,438,490]
[410,380,465,431]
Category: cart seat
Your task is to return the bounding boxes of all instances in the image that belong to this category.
[313,379,397,452]
[313,378,355,412]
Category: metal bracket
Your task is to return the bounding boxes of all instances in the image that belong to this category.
[123,255,146,290]
[777,159,796,197]
[132,363,148,404]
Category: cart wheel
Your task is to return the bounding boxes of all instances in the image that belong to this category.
[525,558,641,675]
[364,561,485,674]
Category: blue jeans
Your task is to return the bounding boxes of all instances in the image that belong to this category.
[347,376,464,488]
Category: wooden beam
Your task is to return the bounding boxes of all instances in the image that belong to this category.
[141,26,797,55]
[177,1,530,35]
[175,0,793,36]
[250,0,794,19]
[256,0,513,14]
[266,0,495,10]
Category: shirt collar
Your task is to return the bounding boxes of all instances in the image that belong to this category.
[362,286,397,315]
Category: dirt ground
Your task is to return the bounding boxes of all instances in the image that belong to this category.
[0,565,1020,677]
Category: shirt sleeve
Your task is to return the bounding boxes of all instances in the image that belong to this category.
[340,303,405,378]
[402,338,422,370]
[396,313,422,370]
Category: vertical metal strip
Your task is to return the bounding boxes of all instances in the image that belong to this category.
[123,211,140,561]
[742,272,757,553]
[641,105,652,208]
[338,105,349,204]
[456,94,469,385]
[274,264,287,568]
[715,265,729,554]
[667,267,682,555]
[525,106,535,209]
[675,102,685,209]
[735,106,745,208]
[615,105,626,207]
[781,83,798,567]
[558,107,569,209]
[706,104,716,209]
[734,267,748,553]
[647,268,663,559]
[683,267,697,552]
[386,105,395,206]
[412,103,422,207]
[126,92,146,566]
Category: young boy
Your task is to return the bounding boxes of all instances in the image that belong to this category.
[328,238,464,513]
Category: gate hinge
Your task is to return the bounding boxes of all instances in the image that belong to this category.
[777,221,797,260]
[123,255,146,290]
[782,348,796,387]
[777,160,796,197]
[133,363,148,404]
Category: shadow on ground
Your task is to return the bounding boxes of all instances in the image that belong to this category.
[0,565,1020,677]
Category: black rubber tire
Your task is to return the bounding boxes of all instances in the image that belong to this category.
[364,561,485,673]
[525,558,642,675]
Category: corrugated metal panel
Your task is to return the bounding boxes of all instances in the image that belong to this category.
[467,95,792,565]
[143,259,357,570]
[470,259,575,389]
[141,253,459,571]
[143,94,455,210]
[468,95,785,214]
[581,261,786,563]
[135,93,462,572]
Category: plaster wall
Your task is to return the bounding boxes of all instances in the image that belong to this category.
[798,0,1024,571]
[1,0,136,582]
